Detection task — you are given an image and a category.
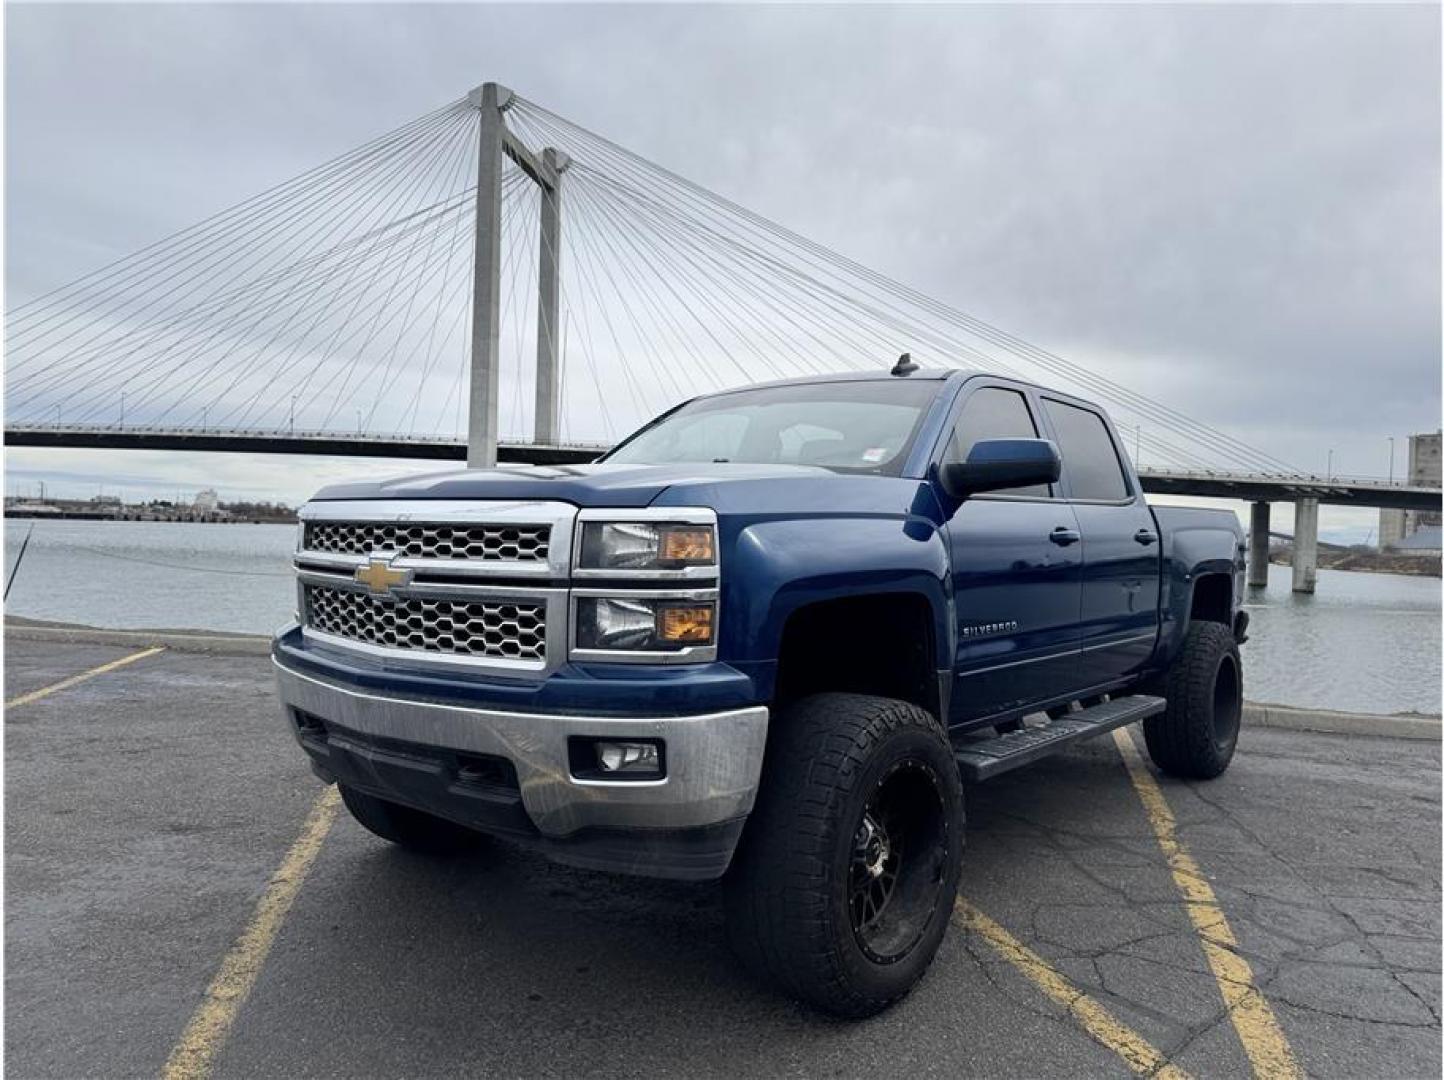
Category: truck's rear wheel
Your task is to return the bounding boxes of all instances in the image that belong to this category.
[338,784,484,855]
[724,693,964,1018]
[1142,621,1242,780]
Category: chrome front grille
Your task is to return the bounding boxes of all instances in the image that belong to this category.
[296,500,576,674]
[303,521,550,562]
[304,584,547,661]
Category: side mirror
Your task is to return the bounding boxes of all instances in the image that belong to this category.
[939,438,1061,501]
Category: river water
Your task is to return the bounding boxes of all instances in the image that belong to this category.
[4,519,1439,716]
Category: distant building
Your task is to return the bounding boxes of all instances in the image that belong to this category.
[194,489,220,513]
[1380,430,1441,550]
[7,500,61,516]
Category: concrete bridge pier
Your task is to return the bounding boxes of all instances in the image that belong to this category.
[1292,497,1319,594]
[1247,501,1271,588]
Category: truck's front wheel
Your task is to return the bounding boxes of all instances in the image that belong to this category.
[338,784,484,855]
[724,693,964,1018]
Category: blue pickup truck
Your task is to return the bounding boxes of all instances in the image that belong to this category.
[273,363,1248,1017]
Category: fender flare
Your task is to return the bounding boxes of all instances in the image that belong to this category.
[720,515,952,669]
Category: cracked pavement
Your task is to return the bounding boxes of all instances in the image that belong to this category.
[5,637,1440,1077]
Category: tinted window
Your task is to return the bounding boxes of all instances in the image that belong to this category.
[1041,399,1130,501]
[944,387,1049,497]
[604,379,941,475]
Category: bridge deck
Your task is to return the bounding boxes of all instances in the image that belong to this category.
[6,426,1441,511]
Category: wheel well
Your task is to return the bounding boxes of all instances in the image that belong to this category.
[1189,573,1232,626]
[773,593,938,719]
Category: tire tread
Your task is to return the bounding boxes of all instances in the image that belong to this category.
[1142,621,1240,779]
[725,693,963,1017]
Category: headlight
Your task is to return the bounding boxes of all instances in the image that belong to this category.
[575,596,715,652]
[579,521,716,572]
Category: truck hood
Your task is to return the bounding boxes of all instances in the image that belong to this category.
[310,462,844,509]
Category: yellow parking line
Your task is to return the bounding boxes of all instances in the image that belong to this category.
[5,645,166,708]
[955,898,1191,1079]
[1112,728,1302,1079]
[162,786,341,1080]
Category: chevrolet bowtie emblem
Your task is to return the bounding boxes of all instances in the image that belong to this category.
[355,556,412,595]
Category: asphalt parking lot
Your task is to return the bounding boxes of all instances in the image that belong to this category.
[5,635,1441,1078]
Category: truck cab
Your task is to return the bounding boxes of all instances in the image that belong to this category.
[273,366,1247,1017]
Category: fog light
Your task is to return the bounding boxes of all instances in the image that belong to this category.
[568,736,666,781]
[596,740,661,773]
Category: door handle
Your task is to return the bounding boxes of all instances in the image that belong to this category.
[1049,526,1081,546]
[1134,529,1158,546]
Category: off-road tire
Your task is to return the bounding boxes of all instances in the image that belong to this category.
[724,693,965,1018]
[339,784,484,855]
[1142,621,1242,780]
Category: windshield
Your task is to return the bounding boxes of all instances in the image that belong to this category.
[602,379,942,475]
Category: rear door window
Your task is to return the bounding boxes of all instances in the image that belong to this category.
[944,387,1051,498]
[1040,399,1130,501]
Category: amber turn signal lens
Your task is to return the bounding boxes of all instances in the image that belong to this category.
[657,604,714,644]
[658,527,714,564]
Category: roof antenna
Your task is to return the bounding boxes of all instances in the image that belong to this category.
[891,352,918,377]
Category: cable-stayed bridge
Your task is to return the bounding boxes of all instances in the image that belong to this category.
[5,82,1439,593]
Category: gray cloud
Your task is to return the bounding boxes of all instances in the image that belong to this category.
[5,2,1439,524]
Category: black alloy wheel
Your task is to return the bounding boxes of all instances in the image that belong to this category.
[848,758,950,965]
[1211,650,1243,750]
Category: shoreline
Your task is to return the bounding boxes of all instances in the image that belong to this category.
[5,615,275,655]
[4,512,296,525]
[1269,551,1441,579]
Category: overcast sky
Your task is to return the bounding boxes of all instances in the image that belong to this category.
[5,2,1440,540]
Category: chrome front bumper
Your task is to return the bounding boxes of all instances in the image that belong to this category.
[273,659,769,840]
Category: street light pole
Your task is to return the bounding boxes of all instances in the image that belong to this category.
[1326,449,1334,480]
[1388,436,1396,484]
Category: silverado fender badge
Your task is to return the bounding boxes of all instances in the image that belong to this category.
[960,620,1019,639]
[355,556,412,596]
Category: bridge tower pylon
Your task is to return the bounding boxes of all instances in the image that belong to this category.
[466,82,569,467]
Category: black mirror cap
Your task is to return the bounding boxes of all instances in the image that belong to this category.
[939,438,1062,500]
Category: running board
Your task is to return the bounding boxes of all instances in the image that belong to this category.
[953,695,1166,782]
